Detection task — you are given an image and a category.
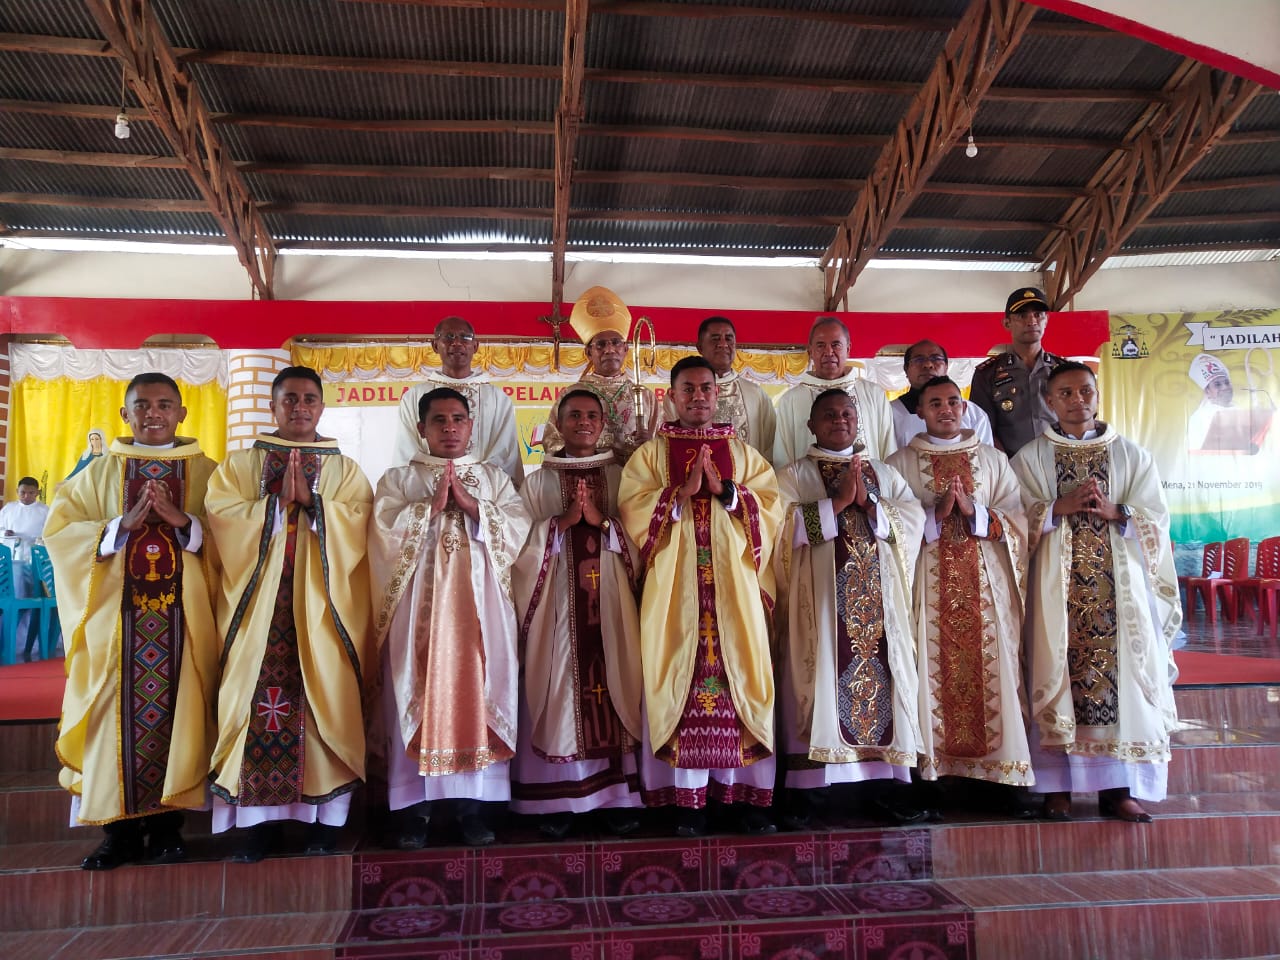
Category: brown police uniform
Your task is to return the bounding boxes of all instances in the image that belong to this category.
[968,349,1064,456]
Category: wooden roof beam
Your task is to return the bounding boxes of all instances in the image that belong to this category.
[79,1,277,298]
[549,0,589,329]
[820,0,1036,311]
[1035,60,1263,309]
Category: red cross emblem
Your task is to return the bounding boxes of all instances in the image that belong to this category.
[257,686,291,733]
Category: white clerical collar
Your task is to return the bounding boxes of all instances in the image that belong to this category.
[132,440,177,450]
[817,444,856,457]
[924,433,965,446]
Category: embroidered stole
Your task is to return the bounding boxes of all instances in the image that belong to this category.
[119,457,186,815]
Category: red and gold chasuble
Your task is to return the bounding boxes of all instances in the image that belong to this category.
[924,449,1005,759]
[118,457,187,816]
[655,423,768,769]
[235,444,324,806]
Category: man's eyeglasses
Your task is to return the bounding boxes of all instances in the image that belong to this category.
[907,354,946,366]
[436,333,475,344]
[590,338,627,351]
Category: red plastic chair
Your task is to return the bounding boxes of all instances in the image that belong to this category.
[1232,536,1280,623]
[1188,538,1250,622]
[1179,542,1222,618]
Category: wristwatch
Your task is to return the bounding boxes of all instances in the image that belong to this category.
[1116,503,1133,522]
[716,480,736,507]
[599,517,612,537]
[863,490,880,510]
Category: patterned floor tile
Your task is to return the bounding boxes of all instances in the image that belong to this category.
[826,828,933,885]
[352,850,474,910]
[339,904,469,945]
[716,887,844,921]
[854,914,975,960]
[824,880,968,916]
[471,896,601,937]
[596,891,727,928]
[606,925,729,959]
[709,833,823,890]
[476,930,600,959]
[476,843,594,903]
[598,838,710,898]
[733,919,853,959]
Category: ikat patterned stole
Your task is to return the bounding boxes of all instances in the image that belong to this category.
[1055,443,1119,727]
[657,427,767,769]
[926,450,1003,760]
[119,456,188,816]
[561,467,627,760]
[238,446,323,806]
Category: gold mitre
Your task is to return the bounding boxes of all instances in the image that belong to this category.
[569,286,632,344]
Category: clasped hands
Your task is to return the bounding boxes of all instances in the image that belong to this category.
[676,445,725,508]
[556,477,606,535]
[431,459,480,523]
[934,475,976,521]
[830,456,876,515]
[1053,476,1123,522]
[120,479,189,532]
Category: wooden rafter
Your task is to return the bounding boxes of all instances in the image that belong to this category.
[819,0,1036,311]
[1037,60,1263,308]
[550,0,589,328]
[1,32,1155,101]
[78,1,277,298]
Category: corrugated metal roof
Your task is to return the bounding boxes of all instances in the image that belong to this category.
[0,204,224,237]
[1099,249,1280,269]
[0,0,1273,269]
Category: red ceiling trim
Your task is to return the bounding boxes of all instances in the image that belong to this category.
[1027,0,1280,90]
[0,295,1110,359]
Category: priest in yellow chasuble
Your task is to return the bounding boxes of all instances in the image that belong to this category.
[371,387,530,848]
[1011,362,1180,824]
[511,389,645,838]
[775,389,925,823]
[886,377,1034,796]
[619,356,782,837]
[542,286,658,464]
[206,367,373,861]
[48,373,219,870]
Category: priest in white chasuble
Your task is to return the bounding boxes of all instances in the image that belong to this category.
[1011,362,1180,824]
[886,377,1034,796]
[206,367,373,861]
[661,316,776,458]
[371,387,531,848]
[48,373,219,870]
[773,316,896,467]
[542,286,658,464]
[619,356,783,837]
[511,389,645,838]
[775,389,924,822]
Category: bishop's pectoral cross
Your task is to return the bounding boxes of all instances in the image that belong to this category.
[699,610,718,665]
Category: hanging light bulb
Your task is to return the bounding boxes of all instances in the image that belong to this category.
[965,133,978,159]
[114,61,131,139]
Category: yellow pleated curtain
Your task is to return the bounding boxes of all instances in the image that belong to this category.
[9,376,227,499]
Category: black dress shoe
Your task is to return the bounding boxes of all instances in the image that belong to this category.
[866,795,928,826]
[82,830,145,871]
[230,823,277,863]
[147,832,188,864]
[459,813,495,847]
[393,813,429,850]
[737,808,777,836]
[600,808,641,837]
[304,823,340,856]
[1098,789,1153,823]
[537,812,573,840]
[675,809,706,838]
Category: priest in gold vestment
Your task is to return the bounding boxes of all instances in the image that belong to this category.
[206,367,373,861]
[48,373,219,870]
[1011,363,1180,823]
[511,389,644,838]
[775,389,925,822]
[886,377,1033,793]
[371,387,530,847]
[619,356,782,836]
[542,286,658,463]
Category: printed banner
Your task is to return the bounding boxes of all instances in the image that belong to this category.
[1100,309,1280,544]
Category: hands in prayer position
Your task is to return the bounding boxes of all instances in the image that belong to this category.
[557,477,606,535]
[431,459,481,523]
[1052,476,1123,522]
[831,456,876,518]
[277,450,314,512]
[120,479,190,531]
[935,475,976,521]
[676,445,725,508]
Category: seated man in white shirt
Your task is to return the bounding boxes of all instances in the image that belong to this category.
[0,476,51,660]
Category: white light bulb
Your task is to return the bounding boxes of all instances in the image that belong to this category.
[965,134,978,158]
[114,111,131,140]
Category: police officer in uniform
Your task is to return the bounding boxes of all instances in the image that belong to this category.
[968,287,1065,456]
